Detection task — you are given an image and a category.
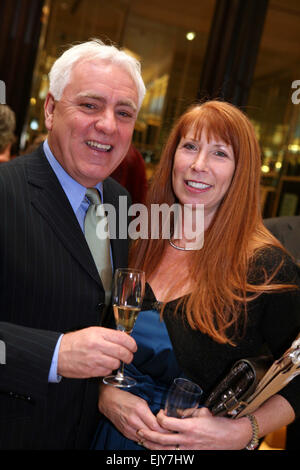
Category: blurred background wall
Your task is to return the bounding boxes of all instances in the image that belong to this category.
[1,0,300,218]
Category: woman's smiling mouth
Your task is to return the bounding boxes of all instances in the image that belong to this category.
[185,180,212,190]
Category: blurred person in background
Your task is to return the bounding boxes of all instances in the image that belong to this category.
[0,104,16,162]
[111,143,148,204]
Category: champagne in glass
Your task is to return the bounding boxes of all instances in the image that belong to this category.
[103,268,145,388]
[113,305,141,334]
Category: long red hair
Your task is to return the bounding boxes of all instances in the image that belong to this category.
[129,100,296,345]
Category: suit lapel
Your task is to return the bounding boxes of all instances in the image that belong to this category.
[26,147,101,286]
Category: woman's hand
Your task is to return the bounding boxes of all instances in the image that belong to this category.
[98,384,167,444]
[135,407,253,450]
[133,394,295,450]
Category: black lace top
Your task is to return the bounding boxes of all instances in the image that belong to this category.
[159,247,300,417]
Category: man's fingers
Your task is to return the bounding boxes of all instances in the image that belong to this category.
[57,326,137,378]
[101,327,137,353]
[95,335,134,365]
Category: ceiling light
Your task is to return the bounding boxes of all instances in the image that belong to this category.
[186,32,196,41]
[261,165,270,173]
[30,119,39,130]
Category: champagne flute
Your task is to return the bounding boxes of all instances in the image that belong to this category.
[165,378,203,418]
[103,268,145,388]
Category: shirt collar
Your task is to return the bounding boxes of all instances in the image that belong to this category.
[43,139,103,213]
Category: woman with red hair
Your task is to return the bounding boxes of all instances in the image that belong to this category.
[93,100,300,450]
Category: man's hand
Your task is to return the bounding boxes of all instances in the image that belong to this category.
[57,326,137,378]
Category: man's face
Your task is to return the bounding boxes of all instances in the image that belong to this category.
[44,59,139,187]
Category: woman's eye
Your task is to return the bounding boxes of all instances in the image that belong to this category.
[183,142,197,151]
[214,150,227,158]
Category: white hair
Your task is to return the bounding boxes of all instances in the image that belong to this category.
[48,39,146,109]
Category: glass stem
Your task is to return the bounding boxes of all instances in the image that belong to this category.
[116,362,125,379]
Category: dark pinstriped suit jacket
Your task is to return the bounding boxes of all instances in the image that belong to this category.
[0,146,130,449]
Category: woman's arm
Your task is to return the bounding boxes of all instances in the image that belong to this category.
[98,384,166,443]
[136,394,295,450]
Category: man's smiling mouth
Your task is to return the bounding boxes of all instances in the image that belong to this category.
[86,140,112,152]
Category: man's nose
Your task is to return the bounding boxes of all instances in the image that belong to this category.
[95,109,117,134]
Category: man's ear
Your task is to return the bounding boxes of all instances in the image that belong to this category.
[44,93,56,131]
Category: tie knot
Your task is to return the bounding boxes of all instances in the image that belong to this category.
[86,188,101,206]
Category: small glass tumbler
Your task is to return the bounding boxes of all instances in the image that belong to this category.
[165,378,203,418]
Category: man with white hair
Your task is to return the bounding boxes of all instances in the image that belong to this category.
[0,39,145,449]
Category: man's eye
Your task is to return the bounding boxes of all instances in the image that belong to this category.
[80,103,95,109]
[118,110,133,118]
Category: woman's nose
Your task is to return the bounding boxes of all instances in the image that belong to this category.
[190,151,209,172]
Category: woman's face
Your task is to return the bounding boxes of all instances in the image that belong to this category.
[172,129,235,227]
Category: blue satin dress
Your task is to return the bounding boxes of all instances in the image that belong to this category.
[91,284,182,450]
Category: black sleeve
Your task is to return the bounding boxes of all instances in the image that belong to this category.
[0,322,61,401]
[255,247,300,417]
